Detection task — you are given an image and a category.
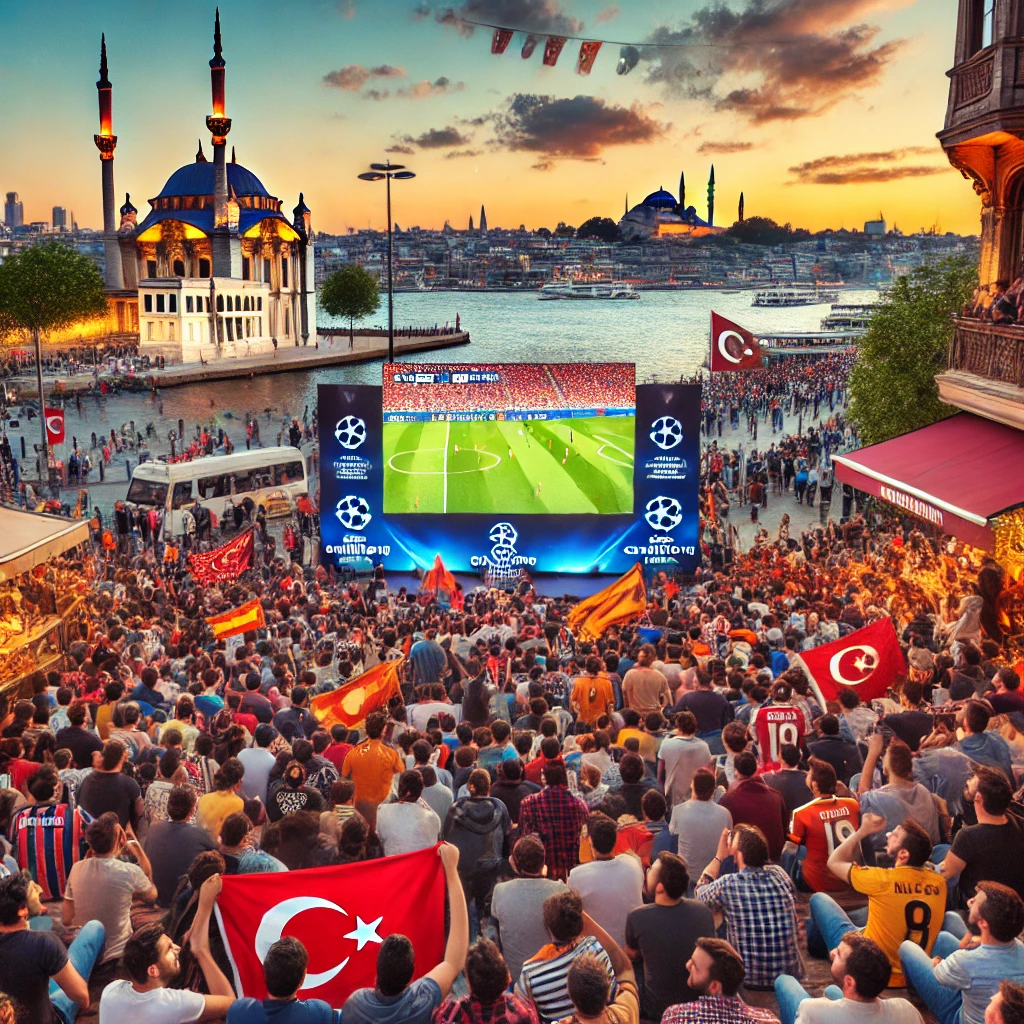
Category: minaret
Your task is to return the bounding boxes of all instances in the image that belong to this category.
[624,193,628,216]
[738,192,745,224]
[707,165,715,227]
[206,8,234,276]
[480,205,488,233]
[679,170,685,210]
[94,35,123,289]
[469,214,474,232]
[292,194,313,346]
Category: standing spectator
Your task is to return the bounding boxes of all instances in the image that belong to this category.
[518,762,589,882]
[196,758,245,841]
[76,740,144,831]
[272,686,317,744]
[342,711,404,827]
[621,646,671,716]
[657,712,712,808]
[624,852,715,1021]
[377,770,442,856]
[670,768,733,892]
[237,724,277,804]
[571,658,616,726]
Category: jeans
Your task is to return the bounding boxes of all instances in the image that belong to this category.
[807,892,868,959]
[51,920,105,1024]
[774,975,842,1024]
[898,932,962,1024]
[780,846,811,892]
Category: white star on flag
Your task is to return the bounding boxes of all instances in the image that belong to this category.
[344,915,384,951]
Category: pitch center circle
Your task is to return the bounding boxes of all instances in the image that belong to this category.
[387,447,502,475]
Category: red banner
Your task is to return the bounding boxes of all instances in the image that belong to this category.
[215,846,447,1006]
[521,33,540,58]
[188,529,254,585]
[543,36,567,66]
[491,28,513,54]
[577,40,602,75]
[709,312,765,372]
[44,408,65,445]
[797,618,905,704]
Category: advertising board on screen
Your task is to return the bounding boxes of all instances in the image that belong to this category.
[319,363,699,577]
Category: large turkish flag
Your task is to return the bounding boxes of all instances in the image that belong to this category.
[709,312,766,371]
[797,619,905,704]
[215,845,447,1006]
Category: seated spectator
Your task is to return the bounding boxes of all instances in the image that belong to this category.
[560,910,638,1024]
[986,667,1024,716]
[763,744,813,819]
[670,767,732,891]
[609,753,659,821]
[0,871,100,1024]
[656,711,712,808]
[719,751,788,861]
[623,852,715,1020]
[662,937,781,1024]
[98,874,236,1021]
[985,981,1024,1024]
[900,881,1024,1024]
[434,938,538,1024]
[806,715,862,786]
[694,824,803,990]
[219,811,286,874]
[858,735,941,851]
[782,758,860,893]
[813,814,946,987]
[775,931,920,1024]
[882,680,934,752]
[145,784,216,906]
[956,700,1015,782]
[196,757,245,840]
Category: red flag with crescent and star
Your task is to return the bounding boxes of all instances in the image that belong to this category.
[188,529,254,586]
[709,312,766,372]
[44,408,65,445]
[796,618,905,704]
[214,845,447,1005]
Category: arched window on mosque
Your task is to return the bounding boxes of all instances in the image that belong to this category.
[216,294,224,312]
[199,258,211,278]
[173,259,185,277]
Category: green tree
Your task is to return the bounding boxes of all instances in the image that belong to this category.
[553,222,576,238]
[577,216,620,243]
[319,263,381,349]
[847,256,976,446]
[0,242,108,472]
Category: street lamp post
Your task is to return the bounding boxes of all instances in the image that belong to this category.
[358,161,415,363]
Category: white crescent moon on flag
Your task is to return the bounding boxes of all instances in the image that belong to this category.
[255,897,350,989]
[46,415,63,434]
[829,644,880,686]
[717,330,754,364]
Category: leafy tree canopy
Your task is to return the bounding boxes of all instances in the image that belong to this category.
[577,217,620,243]
[722,216,810,246]
[847,255,976,446]
[553,222,576,238]
[319,263,381,342]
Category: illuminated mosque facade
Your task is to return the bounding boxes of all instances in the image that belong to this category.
[618,167,729,242]
[93,10,315,363]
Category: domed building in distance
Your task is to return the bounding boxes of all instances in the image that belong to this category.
[94,11,314,363]
[618,168,727,242]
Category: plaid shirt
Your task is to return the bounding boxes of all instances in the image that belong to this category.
[517,785,589,881]
[434,991,540,1024]
[661,995,780,1024]
[694,866,803,989]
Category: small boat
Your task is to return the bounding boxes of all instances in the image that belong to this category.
[820,302,879,332]
[538,280,640,300]
[752,285,839,307]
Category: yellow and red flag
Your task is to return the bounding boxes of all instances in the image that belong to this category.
[310,657,405,730]
[188,529,254,585]
[567,563,647,642]
[420,554,457,597]
[205,598,265,640]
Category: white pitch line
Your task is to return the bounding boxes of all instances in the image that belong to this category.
[443,421,451,513]
[594,434,634,462]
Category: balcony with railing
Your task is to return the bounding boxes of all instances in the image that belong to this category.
[937,317,1024,429]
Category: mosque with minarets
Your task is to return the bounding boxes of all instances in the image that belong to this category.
[93,9,315,363]
[618,167,732,242]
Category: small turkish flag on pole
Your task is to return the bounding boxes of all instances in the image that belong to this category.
[709,312,766,372]
[44,408,65,445]
[795,618,905,706]
[215,845,447,1005]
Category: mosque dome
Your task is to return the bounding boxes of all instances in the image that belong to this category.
[155,161,271,200]
[642,187,677,210]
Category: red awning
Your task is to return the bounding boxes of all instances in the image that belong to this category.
[831,413,1024,552]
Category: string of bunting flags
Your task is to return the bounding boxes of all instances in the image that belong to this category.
[490,26,601,73]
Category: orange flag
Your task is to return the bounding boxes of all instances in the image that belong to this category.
[421,554,457,596]
[310,657,405,730]
[566,563,647,642]
[204,598,265,640]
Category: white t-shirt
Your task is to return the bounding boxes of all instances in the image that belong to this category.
[567,854,644,947]
[99,980,206,1023]
[658,734,712,806]
[376,799,442,856]
[795,996,922,1023]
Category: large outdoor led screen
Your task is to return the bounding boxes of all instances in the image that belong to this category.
[381,363,635,516]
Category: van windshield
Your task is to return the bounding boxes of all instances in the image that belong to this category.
[127,478,168,506]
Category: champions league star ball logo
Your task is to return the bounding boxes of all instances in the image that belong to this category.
[335,416,367,451]
[489,522,518,551]
[645,495,683,532]
[650,416,683,451]
[336,495,372,531]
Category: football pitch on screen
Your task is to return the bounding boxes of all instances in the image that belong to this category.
[382,416,635,515]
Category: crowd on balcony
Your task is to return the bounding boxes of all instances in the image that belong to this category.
[966,278,1024,325]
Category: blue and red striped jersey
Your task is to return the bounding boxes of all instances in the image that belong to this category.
[10,802,92,900]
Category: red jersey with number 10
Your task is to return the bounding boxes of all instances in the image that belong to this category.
[753,704,806,771]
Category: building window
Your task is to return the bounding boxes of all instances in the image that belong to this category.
[217,294,224,312]
[236,317,243,339]
[243,296,249,311]
[242,256,250,280]
[285,309,290,336]
[281,258,289,287]
[186,295,194,313]
[169,322,175,341]
[147,259,157,278]
[144,293,153,313]
[199,258,211,278]
[982,0,995,47]
[173,259,185,277]
[264,261,271,284]
[156,294,165,313]
[169,294,177,313]
[226,318,234,342]
[146,321,153,340]
[257,296,263,310]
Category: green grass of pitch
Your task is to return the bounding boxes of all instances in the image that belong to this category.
[382,415,635,515]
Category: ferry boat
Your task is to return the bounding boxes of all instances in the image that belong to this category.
[820,302,879,332]
[538,280,640,300]
[752,285,839,307]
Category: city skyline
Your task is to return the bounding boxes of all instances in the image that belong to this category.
[0,0,977,236]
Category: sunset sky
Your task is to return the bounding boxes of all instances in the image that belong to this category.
[0,0,980,236]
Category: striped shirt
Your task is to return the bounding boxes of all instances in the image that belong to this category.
[10,802,93,901]
[515,936,615,1024]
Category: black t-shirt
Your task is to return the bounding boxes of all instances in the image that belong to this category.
[55,726,103,769]
[806,736,862,785]
[625,900,716,1020]
[883,711,934,753]
[0,929,68,1023]
[950,820,1024,907]
[76,769,142,828]
[763,769,814,819]
[672,690,734,733]
[146,820,217,906]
